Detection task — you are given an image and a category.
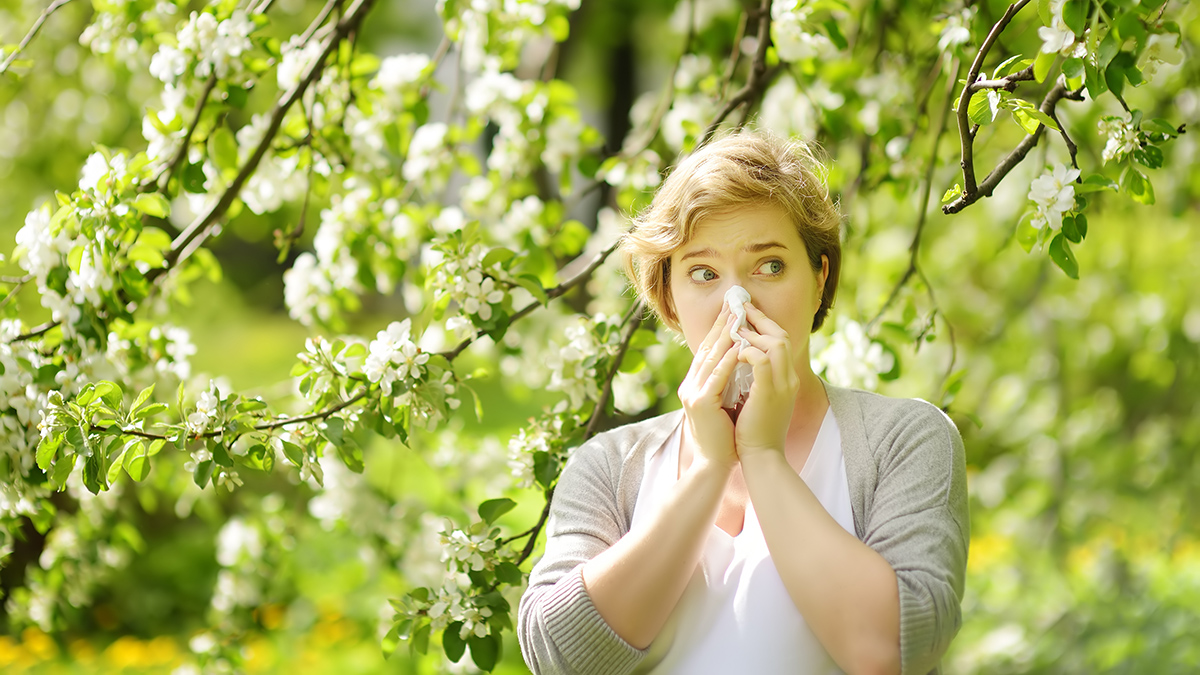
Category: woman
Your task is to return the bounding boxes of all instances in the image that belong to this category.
[517,132,968,675]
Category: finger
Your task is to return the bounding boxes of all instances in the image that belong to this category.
[696,330,736,385]
[700,341,742,399]
[687,305,732,378]
[737,327,794,388]
[743,302,789,340]
[737,344,775,393]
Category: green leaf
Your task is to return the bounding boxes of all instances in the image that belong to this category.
[337,443,364,473]
[532,451,558,489]
[209,126,239,173]
[1048,234,1079,279]
[1075,174,1118,193]
[1144,118,1179,137]
[967,90,1000,126]
[1097,31,1118,70]
[1061,56,1084,79]
[1122,167,1155,205]
[1061,0,1087,36]
[1016,212,1040,254]
[495,562,524,586]
[1037,0,1052,26]
[1061,215,1082,244]
[482,247,515,269]
[36,435,62,471]
[1033,51,1056,84]
[1132,145,1163,170]
[1083,60,1108,99]
[281,441,304,467]
[134,403,167,421]
[131,385,156,414]
[941,183,963,204]
[382,625,401,660]
[107,441,133,484]
[550,220,591,258]
[468,633,500,672]
[131,193,171,219]
[183,161,207,193]
[83,452,105,495]
[515,274,549,306]
[1074,213,1088,240]
[478,498,517,524]
[443,623,467,662]
[321,417,345,446]
[410,622,430,656]
[124,442,150,481]
[192,458,213,488]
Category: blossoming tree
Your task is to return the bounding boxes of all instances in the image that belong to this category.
[1,0,1196,671]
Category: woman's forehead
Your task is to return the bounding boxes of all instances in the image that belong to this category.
[678,205,800,253]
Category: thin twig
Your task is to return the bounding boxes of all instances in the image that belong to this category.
[0,278,29,311]
[512,301,645,563]
[943,81,1083,214]
[955,0,1032,196]
[156,73,218,193]
[621,0,697,158]
[698,0,772,146]
[155,0,378,285]
[916,266,957,388]
[0,0,75,75]
[584,302,644,439]
[438,240,622,361]
[719,11,748,100]
[869,58,959,330]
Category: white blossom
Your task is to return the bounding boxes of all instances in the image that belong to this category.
[1140,33,1183,79]
[939,9,974,52]
[1028,164,1080,231]
[771,2,836,62]
[440,525,497,572]
[216,518,262,567]
[277,35,324,92]
[364,320,429,396]
[1098,117,1138,164]
[461,269,506,320]
[403,123,451,184]
[811,317,894,390]
[374,53,431,95]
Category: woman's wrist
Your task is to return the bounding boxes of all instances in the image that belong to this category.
[687,453,737,480]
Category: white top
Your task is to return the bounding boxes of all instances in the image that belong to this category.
[629,407,855,675]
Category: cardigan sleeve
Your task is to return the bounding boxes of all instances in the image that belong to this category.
[860,398,970,675]
[517,435,649,675]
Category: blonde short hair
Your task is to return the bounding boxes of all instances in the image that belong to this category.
[619,131,842,333]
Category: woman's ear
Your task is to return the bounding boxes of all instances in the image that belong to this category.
[815,254,829,304]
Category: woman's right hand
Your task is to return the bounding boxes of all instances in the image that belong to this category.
[676,302,741,472]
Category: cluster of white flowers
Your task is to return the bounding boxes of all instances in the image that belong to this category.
[430,240,513,325]
[233,113,307,214]
[277,35,325,92]
[442,0,581,75]
[771,1,837,62]
[938,8,975,53]
[1139,33,1184,79]
[308,454,405,546]
[855,67,909,136]
[80,0,179,62]
[546,315,622,409]
[811,317,894,390]
[364,319,429,396]
[600,150,663,193]
[283,183,376,326]
[441,523,497,572]
[1028,164,1080,231]
[506,425,552,487]
[149,10,256,85]
[1037,0,1086,56]
[1097,117,1138,164]
[210,518,265,614]
[402,122,453,185]
[186,387,221,435]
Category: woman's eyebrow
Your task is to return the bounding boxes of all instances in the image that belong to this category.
[679,241,788,261]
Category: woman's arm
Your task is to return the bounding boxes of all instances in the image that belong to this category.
[582,454,732,648]
[740,452,901,675]
[583,304,742,648]
[732,304,900,675]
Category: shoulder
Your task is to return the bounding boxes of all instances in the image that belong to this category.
[833,385,961,450]
[562,410,683,483]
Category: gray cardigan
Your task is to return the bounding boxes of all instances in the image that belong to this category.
[517,381,969,675]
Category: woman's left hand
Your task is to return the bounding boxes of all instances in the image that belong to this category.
[734,302,802,459]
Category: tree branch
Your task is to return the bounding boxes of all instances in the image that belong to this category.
[698,0,772,146]
[870,58,959,330]
[955,0,1031,196]
[156,73,218,193]
[154,0,378,284]
[0,0,75,75]
[438,240,622,361]
[943,81,1083,214]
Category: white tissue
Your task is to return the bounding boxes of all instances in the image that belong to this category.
[720,285,755,410]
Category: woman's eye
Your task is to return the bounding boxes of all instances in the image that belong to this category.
[760,260,785,275]
[689,267,716,283]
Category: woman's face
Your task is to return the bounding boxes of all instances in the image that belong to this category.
[668,203,828,372]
